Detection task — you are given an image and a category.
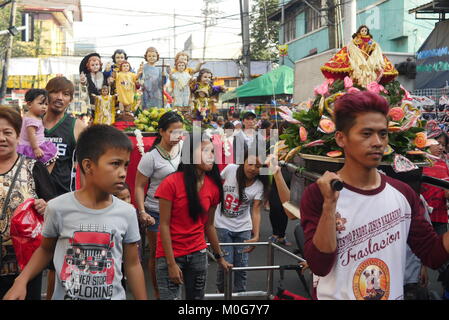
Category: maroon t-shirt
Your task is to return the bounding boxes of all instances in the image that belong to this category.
[300,173,449,300]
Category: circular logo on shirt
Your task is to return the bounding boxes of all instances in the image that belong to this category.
[353,258,390,300]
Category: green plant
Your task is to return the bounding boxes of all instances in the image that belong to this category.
[279,79,427,163]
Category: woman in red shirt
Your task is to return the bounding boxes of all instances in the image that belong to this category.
[155,133,232,300]
[421,131,449,235]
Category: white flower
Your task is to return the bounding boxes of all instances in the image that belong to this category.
[134,129,145,156]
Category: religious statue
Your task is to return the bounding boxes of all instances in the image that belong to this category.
[321,25,398,87]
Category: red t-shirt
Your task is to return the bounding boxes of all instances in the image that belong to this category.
[421,159,449,223]
[154,172,221,258]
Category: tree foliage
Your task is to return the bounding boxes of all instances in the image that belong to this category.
[249,0,280,61]
[0,6,50,58]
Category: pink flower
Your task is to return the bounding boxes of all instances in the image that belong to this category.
[400,85,412,101]
[367,82,386,94]
[314,81,329,96]
[299,126,308,142]
[347,87,360,93]
[278,106,292,117]
[344,76,353,89]
[278,111,301,125]
[326,78,335,86]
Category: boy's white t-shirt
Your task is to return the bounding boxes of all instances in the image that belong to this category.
[214,164,263,232]
[42,192,140,300]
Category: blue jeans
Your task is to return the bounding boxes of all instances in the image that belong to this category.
[156,249,208,300]
[146,209,160,232]
[216,228,252,293]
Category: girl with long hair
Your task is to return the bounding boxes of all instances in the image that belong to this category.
[155,133,231,300]
[214,143,270,293]
[135,111,184,299]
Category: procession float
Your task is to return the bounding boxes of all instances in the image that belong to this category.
[276,25,438,197]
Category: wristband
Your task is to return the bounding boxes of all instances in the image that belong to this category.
[213,252,224,260]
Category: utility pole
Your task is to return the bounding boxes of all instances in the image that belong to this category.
[343,0,356,45]
[326,0,337,50]
[280,2,285,65]
[202,1,209,60]
[240,0,251,83]
[0,0,17,103]
[173,9,177,57]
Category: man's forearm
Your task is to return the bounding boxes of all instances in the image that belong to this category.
[312,201,337,253]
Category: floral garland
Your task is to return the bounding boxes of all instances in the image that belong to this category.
[134,129,145,156]
[278,77,431,171]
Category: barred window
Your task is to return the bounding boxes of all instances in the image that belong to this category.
[284,16,296,42]
[305,5,322,34]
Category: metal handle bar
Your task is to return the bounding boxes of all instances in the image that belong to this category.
[279,160,343,191]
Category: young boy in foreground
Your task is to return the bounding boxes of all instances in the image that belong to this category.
[4,125,147,300]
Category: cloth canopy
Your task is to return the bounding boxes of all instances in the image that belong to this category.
[221,65,294,102]
[415,19,449,89]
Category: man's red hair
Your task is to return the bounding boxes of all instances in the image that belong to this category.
[334,91,389,132]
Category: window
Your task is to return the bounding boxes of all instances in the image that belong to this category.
[284,16,296,42]
[224,79,240,88]
[305,5,322,34]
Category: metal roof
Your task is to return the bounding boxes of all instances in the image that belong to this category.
[409,1,449,15]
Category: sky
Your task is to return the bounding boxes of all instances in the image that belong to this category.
[74,0,247,60]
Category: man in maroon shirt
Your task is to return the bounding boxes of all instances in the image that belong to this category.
[299,91,449,300]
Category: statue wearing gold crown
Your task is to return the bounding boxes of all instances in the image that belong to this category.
[321,25,398,87]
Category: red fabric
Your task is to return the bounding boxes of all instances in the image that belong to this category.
[421,159,449,223]
[154,172,220,258]
[273,289,309,300]
[75,135,157,207]
[211,134,234,173]
[113,121,135,131]
[126,135,157,206]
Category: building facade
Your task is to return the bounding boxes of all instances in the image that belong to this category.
[270,0,435,68]
[269,0,434,102]
[18,0,82,56]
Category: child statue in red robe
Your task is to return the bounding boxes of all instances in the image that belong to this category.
[321,25,398,87]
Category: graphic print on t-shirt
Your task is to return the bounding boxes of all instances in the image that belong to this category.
[352,258,390,300]
[335,212,347,233]
[223,185,247,218]
[60,224,115,300]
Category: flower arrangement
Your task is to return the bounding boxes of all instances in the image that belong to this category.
[278,78,429,167]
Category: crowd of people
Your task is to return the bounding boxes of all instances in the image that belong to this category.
[0,75,294,300]
[1,76,449,301]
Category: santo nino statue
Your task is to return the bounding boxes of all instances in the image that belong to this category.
[321,25,398,88]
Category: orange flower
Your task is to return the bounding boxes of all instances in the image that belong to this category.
[319,118,336,133]
[414,132,427,149]
[299,126,308,142]
[388,107,405,121]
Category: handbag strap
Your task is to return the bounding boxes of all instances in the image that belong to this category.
[1,155,25,221]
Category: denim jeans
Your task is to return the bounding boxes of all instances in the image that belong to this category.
[156,249,208,300]
[216,228,252,293]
